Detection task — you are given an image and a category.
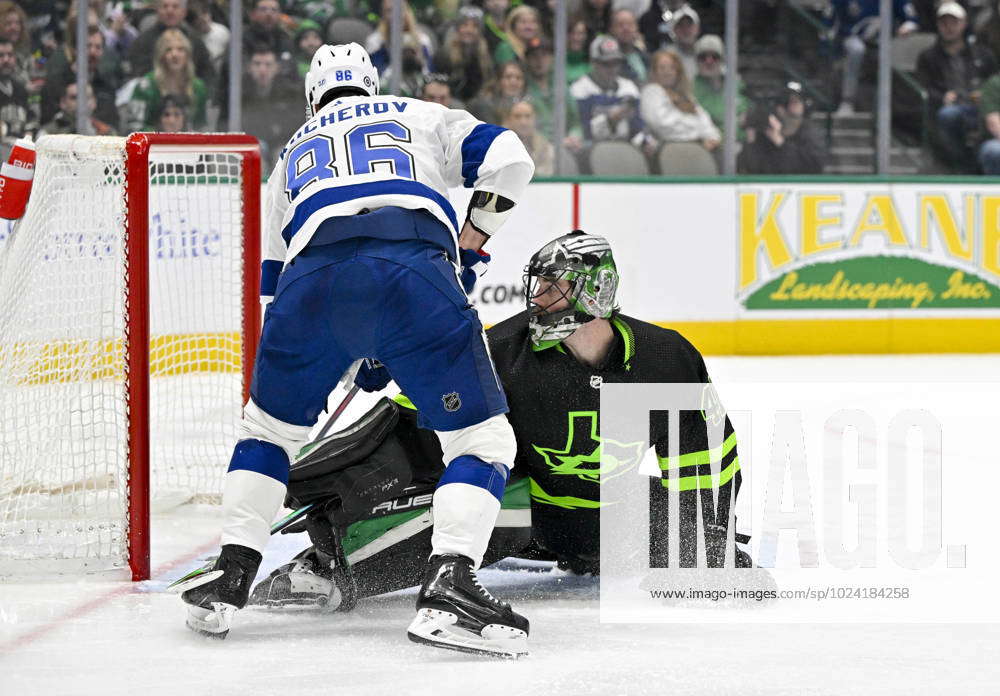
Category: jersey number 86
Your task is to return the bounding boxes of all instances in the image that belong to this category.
[284,120,415,201]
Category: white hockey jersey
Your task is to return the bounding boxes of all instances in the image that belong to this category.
[260,95,534,302]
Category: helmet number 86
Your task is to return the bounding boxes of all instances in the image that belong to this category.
[335,70,353,81]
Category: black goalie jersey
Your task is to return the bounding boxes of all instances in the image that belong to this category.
[486,311,742,569]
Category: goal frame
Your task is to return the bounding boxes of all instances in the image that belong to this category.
[124,132,261,581]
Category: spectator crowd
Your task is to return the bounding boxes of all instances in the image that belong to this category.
[0,0,998,176]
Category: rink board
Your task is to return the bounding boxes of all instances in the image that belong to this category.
[4,179,999,357]
[477,179,1000,354]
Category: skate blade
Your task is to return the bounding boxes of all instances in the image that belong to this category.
[249,573,342,612]
[168,568,223,594]
[185,602,236,639]
[406,608,528,659]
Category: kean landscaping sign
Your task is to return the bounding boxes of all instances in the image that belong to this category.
[737,189,1000,312]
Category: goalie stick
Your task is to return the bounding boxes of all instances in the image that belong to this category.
[316,383,361,440]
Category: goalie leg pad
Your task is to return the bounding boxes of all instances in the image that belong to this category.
[286,435,413,515]
[286,397,413,513]
[291,397,399,479]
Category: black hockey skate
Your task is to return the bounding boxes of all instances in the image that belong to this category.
[249,546,353,611]
[407,554,529,658]
[168,544,262,639]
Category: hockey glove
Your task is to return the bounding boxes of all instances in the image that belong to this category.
[354,358,392,393]
[466,190,516,237]
[459,247,491,295]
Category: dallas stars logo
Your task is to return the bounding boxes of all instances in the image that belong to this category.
[532,411,645,484]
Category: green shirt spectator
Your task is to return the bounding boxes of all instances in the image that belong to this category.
[692,35,747,141]
[980,71,1000,119]
[294,20,323,80]
[288,0,378,26]
[693,74,747,140]
[610,8,649,85]
[977,73,1000,172]
[408,0,460,25]
[126,71,207,131]
[523,40,583,143]
[567,48,590,84]
[493,5,541,64]
[482,2,509,56]
[566,18,591,85]
[124,28,208,131]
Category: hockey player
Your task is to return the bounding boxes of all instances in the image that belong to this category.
[250,231,750,614]
[170,43,534,656]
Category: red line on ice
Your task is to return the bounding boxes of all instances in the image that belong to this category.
[0,537,219,656]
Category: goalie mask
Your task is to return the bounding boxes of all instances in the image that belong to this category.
[524,231,620,349]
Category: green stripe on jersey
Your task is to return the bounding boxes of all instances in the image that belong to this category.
[661,457,741,492]
[529,477,603,510]
[657,431,738,471]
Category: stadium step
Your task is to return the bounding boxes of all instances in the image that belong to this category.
[827,129,873,148]
[824,146,923,175]
[818,102,924,174]
[814,111,873,130]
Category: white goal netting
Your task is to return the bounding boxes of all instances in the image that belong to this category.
[0,135,250,575]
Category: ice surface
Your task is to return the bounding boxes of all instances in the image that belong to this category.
[2,355,1000,695]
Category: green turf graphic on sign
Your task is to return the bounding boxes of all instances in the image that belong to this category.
[743,256,1000,310]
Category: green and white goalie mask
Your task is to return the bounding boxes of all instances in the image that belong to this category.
[524,231,620,350]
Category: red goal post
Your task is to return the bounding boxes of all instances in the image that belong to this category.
[125,133,261,580]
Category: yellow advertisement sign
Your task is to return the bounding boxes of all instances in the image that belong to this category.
[738,189,1000,310]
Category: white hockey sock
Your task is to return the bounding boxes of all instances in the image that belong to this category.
[431,482,502,569]
[220,469,286,553]
[219,403,306,553]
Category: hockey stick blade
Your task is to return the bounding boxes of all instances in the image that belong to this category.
[167,566,222,594]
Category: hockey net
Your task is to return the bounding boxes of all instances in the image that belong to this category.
[0,133,260,580]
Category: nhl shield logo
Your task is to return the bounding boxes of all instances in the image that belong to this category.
[590,375,603,389]
[442,392,462,412]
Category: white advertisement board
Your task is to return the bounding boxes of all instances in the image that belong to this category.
[5,180,997,355]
